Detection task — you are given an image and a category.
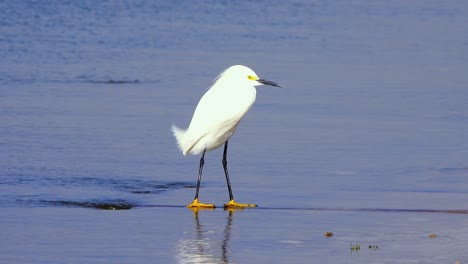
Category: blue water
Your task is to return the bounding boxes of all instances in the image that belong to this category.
[1,1,468,263]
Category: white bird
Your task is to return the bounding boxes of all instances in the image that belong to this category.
[172,65,283,209]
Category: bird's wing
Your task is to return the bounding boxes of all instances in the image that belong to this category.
[184,88,255,153]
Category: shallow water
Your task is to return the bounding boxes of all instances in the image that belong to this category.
[1,1,468,263]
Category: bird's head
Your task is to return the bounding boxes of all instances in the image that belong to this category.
[218,65,284,88]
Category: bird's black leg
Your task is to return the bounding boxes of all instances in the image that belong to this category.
[187,149,214,208]
[194,149,206,200]
[222,141,257,208]
[222,141,234,201]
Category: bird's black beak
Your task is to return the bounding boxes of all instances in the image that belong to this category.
[257,78,284,88]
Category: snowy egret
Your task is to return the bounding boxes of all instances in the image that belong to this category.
[172,65,283,208]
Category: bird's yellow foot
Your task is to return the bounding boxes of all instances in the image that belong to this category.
[224,199,257,209]
[187,198,216,208]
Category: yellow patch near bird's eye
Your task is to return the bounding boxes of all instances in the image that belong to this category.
[247,75,258,81]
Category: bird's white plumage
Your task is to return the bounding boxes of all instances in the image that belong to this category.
[172,65,259,156]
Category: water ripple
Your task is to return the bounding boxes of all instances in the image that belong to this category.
[43,200,135,210]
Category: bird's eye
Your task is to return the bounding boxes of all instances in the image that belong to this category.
[247,75,257,81]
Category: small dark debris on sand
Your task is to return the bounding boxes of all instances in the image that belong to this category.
[368,244,379,250]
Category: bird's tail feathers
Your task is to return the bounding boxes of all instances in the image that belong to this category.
[171,125,188,156]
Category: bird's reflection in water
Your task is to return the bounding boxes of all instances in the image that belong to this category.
[221,209,233,264]
[176,208,237,264]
